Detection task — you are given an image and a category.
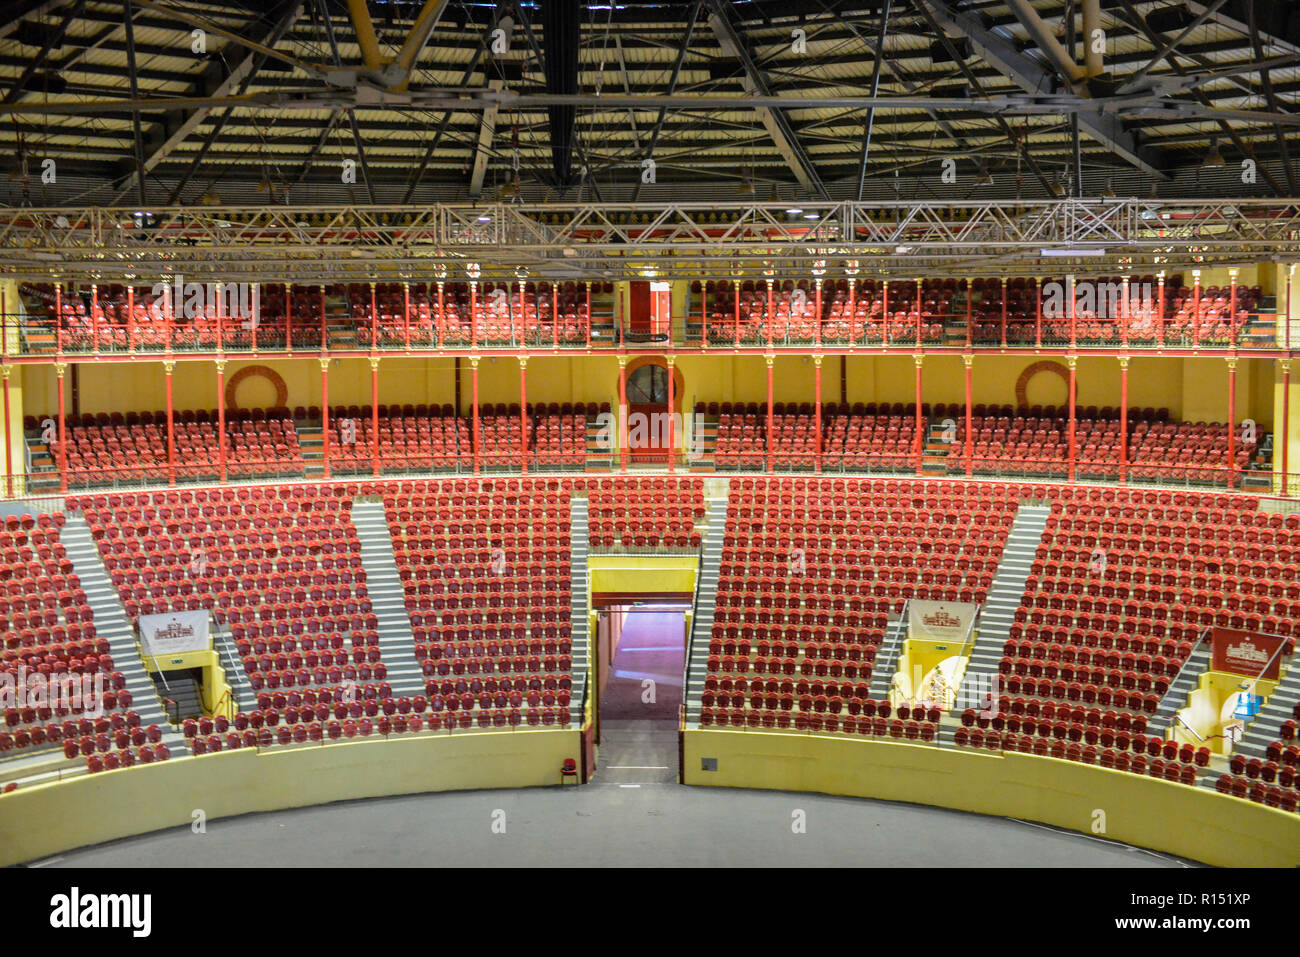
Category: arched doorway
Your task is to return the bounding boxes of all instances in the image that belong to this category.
[623,359,684,464]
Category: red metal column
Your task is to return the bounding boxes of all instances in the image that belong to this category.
[552,284,559,349]
[1192,270,1202,348]
[369,281,378,349]
[1118,356,1128,481]
[914,355,924,476]
[767,279,775,348]
[1227,358,1237,489]
[215,359,227,483]
[215,282,224,353]
[1034,277,1042,348]
[1157,273,1166,348]
[164,361,176,486]
[964,277,972,348]
[320,284,328,351]
[963,355,973,477]
[320,358,331,480]
[667,356,676,473]
[585,282,592,350]
[436,281,445,349]
[2,366,12,497]
[733,283,741,348]
[915,278,922,348]
[518,357,528,474]
[127,285,136,353]
[1068,274,1077,348]
[56,363,67,492]
[471,282,479,346]
[285,282,292,354]
[814,355,823,474]
[403,282,411,352]
[1067,356,1077,482]
[1120,275,1130,349]
[617,356,628,473]
[250,282,259,354]
[766,355,775,472]
[470,356,481,475]
[701,281,708,348]
[1229,268,1238,346]
[91,283,99,354]
[55,282,63,355]
[1118,357,1128,485]
[1283,360,1292,495]
[1000,277,1007,348]
[518,282,526,346]
[1286,265,1294,351]
[371,357,381,477]
[882,280,890,349]
[814,279,823,348]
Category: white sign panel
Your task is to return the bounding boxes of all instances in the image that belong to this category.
[908,600,978,644]
[139,610,211,657]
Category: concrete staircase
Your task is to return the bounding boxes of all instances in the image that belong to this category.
[1152,639,1211,726]
[568,499,591,723]
[60,516,186,753]
[351,501,424,698]
[683,496,727,725]
[866,609,910,699]
[1228,663,1300,763]
[957,502,1051,699]
[584,414,613,471]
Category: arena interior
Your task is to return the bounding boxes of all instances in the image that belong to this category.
[1,0,1300,911]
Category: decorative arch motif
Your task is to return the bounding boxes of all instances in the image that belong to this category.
[1015,360,1070,408]
[622,356,686,404]
[225,364,288,410]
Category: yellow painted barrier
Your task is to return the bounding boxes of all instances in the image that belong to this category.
[683,728,1300,867]
[0,729,579,866]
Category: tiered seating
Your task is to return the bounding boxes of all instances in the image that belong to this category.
[383,477,575,728]
[1215,701,1300,811]
[531,407,588,468]
[74,484,384,756]
[370,282,595,346]
[1003,486,1297,734]
[53,408,303,487]
[476,405,526,470]
[0,512,149,772]
[699,478,1018,731]
[823,404,917,471]
[713,404,818,470]
[587,476,705,549]
[1130,420,1252,484]
[327,405,466,474]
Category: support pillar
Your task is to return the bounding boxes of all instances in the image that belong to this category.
[1192,269,1202,348]
[1226,358,1237,489]
[285,282,292,354]
[1157,272,1166,348]
[164,360,176,486]
[1067,355,1078,482]
[964,277,973,348]
[319,358,331,480]
[1282,360,1291,495]
[1118,356,1128,485]
[766,355,775,473]
[1000,277,1007,348]
[963,354,973,477]
[1034,277,1042,348]
[915,278,922,348]
[518,357,529,474]
[814,278,823,348]
[813,354,823,474]
[1068,274,1077,348]
[370,357,381,477]
[617,356,629,473]
[882,280,890,348]
[56,362,67,493]
[1120,274,1130,348]
[914,355,924,476]
[215,359,227,483]
[1229,268,1238,347]
[470,356,480,475]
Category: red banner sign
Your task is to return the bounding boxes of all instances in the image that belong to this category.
[1210,628,1284,680]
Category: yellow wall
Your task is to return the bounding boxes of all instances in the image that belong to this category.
[588,555,699,597]
[0,728,579,867]
[683,728,1300,867]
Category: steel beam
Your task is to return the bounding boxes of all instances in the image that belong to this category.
[914,0,1168,179]
[706,0,827,198]
[470,79,505,197]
